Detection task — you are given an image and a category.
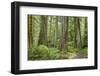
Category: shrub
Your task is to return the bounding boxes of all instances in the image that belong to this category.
[28,45,60,60]
[34,45,49,60]
[81,47,88,57]
[28,45,49,60]
[28,47,36,60]
[68,46,79,53]
[48,47,60,59]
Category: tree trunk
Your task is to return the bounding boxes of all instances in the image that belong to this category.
[64,17,68,51]
[74,17,77,48]
[48,16,52,47]
[38,16,48,45]
[60,16,68,51]
[55,16,59,48]
[83,17,88,47]
[28,15,33,48]
[76,17,82,50]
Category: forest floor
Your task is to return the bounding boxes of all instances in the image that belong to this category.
[28,45,88,60]
[72,51,87,59]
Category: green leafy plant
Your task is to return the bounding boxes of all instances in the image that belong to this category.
[48,47,60,59]
[28,45,61,60]
[81,47,88,57]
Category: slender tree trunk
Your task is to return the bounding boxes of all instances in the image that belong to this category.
[64,17,68,51]
[55,16,59,48]
[53,17,57,48]
[74,17,77,48]
[44,16,48,45]
[28,15,33,48]
[59,16,64,51]
[83,17,88,47]
[48,16,52,47]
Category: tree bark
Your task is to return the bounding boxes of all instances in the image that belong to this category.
[64,17,68,51]
[28,15,33,48]
[60,16,68,51]
[76,17,82,50]
[74,17,77,48]
[83,17,88,47]
[38,16,48,45]
[55,16,59,48]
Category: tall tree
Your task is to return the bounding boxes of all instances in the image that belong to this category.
[64,17,69,51]
[59,16,68,51]
[38,16,48,45]
[83,17,88,47]
[48,16,52,47]
[55,16,59,48]
[74,17,77,48]
[76,17,82,50]
[28,15,33,48]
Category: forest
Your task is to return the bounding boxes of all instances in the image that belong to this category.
[28,15,88,60]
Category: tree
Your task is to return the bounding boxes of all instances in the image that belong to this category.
[55,16,59,48]
[38,16,48,45]
[64,16,69,51]
[59,16,68,51]
[28,15,33,48]
[83,17,88,47]
[74,17,77,48]
[76,17,82,50]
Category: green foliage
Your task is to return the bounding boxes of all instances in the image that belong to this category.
[29,45,49,60]
[36,45,49,59]
[28,45,88,60]
[37,45,49,54]
[68,46,79,53]
[28,47,36,60]
[48,47,60,59]
[28,45,60,60]
[81,47,88,57]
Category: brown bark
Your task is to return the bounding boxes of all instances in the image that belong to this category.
[38,16,48,45]
[76,17,82,50]
[60,16,68,51]
[28,15,33,48]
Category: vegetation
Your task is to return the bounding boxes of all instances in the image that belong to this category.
[28,15,88,60]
